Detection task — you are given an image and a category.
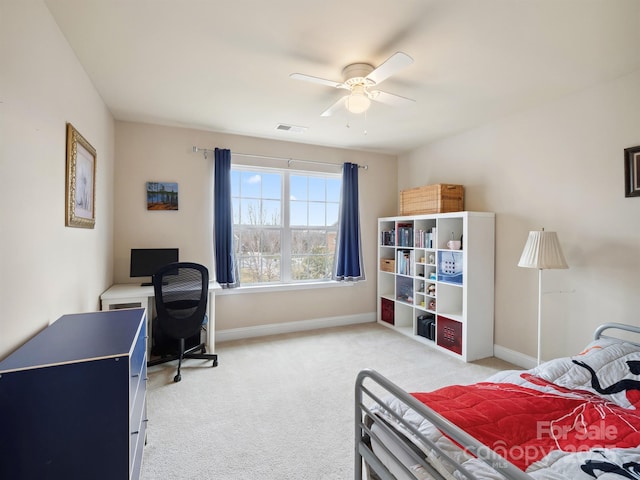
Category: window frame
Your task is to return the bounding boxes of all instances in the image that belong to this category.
[230,162,341,287]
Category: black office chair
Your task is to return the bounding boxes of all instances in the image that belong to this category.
[147,262,218,382]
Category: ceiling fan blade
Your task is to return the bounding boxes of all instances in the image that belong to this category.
[365,51,413,85]
[369,90,416,106]
[289,73,344,89]
[320,96,348,117]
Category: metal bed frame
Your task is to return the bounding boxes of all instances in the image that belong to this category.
[355,322,640,480]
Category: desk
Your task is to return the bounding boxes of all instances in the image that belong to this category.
[100,281,220,354]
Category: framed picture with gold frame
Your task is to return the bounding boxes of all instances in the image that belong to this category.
[65,123,97,228]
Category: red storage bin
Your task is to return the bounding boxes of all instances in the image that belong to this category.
[437,316,462,355]
[381,298,395,325]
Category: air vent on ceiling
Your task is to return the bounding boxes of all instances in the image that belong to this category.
[276,124,308,134]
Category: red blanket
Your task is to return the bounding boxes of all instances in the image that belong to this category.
[412,377,640,471]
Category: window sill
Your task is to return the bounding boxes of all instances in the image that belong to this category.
[215,280,363,295]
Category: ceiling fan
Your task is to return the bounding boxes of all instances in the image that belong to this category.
[290,51,415,117]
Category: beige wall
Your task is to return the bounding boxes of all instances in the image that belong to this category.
[0,0,115,358]
[399,68,640,363]
[114,122,397,332]
[6,1,638,365]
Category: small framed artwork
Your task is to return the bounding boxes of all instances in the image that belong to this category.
[65,123,96,228]
[147,182,179,210]
[624,145,640,197]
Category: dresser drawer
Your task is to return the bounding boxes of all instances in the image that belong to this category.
[130,318,147,376]
[130,351,146,404]
[130,403,147,479]
[130,373,146,426]
[129,319,147,408]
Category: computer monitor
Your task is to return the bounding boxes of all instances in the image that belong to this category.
[130,248,179,286]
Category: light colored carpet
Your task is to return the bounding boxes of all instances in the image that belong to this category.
[141,322,516,480]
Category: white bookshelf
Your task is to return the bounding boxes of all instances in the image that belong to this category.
[377,211,495,361]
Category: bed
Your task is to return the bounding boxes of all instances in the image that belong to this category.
[355,322,640,480]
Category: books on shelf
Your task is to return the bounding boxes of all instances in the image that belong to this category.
[396,249,414,276]
[381,229,395,246]
[397,224,413,247]
[414,227,437,248]
[381,225,438,248]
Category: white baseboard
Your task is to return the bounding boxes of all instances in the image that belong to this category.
[216,312,376,343]
[493,344,536,369]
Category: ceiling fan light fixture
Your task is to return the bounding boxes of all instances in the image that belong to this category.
[291,52,414,117]
[346,85,371,114]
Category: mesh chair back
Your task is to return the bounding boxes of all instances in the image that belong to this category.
[153,262,209,341]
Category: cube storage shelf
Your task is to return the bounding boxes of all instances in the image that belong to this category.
[377,211,495,361]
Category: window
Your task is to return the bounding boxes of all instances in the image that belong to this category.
[231,165,341,285]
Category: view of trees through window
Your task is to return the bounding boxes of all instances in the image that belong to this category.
[231,166,341,284]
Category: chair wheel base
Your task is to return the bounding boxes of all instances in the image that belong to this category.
[173,374,181,382]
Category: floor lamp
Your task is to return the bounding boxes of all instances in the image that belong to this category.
[518,229,568,365]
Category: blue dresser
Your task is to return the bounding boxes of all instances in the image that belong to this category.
[0,308,147,480]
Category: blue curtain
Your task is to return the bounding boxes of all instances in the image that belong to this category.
[333,162,365,281]
[214,148,239,288]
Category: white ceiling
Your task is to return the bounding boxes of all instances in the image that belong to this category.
[44,0,640,155]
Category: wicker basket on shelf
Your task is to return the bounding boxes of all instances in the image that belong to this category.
[400,184,464,215]
[380,259,395,273]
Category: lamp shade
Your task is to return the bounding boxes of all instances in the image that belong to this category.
[346,85,371,114]
[518,230,568,270]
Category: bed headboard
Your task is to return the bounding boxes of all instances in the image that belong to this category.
[594,322,640,347]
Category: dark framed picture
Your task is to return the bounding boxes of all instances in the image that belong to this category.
[625,145,640,197]
[146,182,179,210]
[65,123,96,228]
